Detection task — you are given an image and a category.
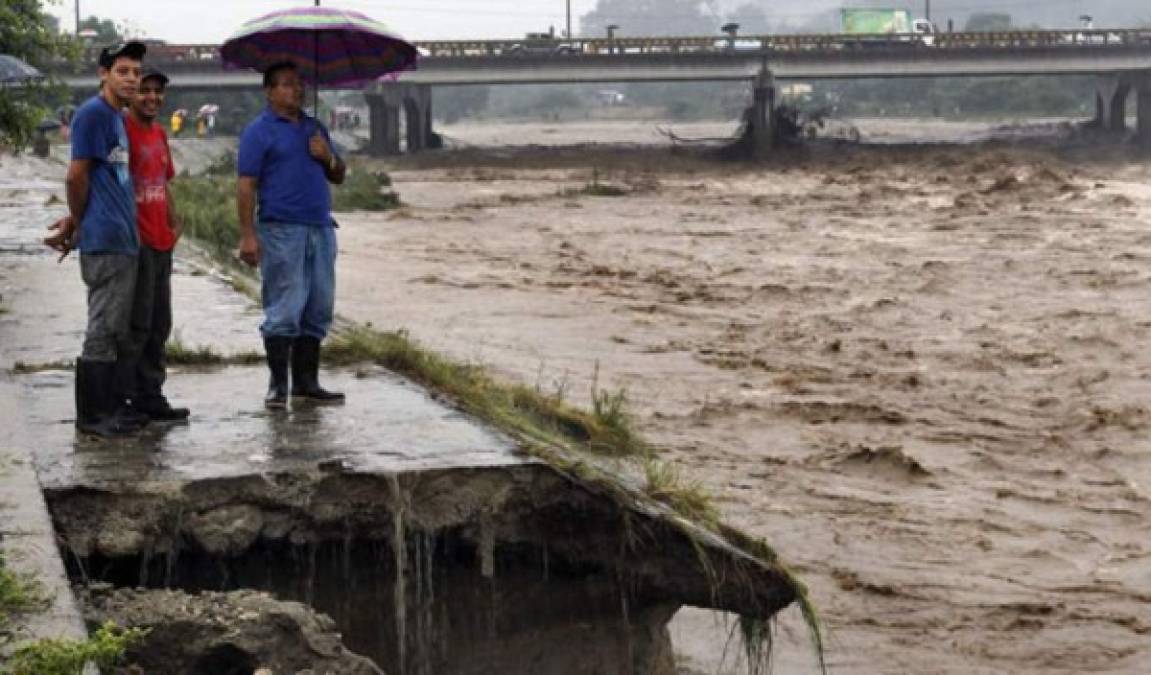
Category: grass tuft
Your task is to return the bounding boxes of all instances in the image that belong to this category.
[3,621,149,675]
[0,551,46,631]
[332,170,401,212]
[739,615,774,675]
[10,360,73,374]
[164,336,262,367]
[642,458,720,528]
[325,326,648,457]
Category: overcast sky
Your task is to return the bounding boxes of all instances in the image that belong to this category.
[47,0,606,42]
[45,1,1147,43]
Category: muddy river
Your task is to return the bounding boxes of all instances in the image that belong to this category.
[333,119,1151,674]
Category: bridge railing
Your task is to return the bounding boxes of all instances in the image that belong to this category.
[413,30,1151,57]
[69,29,1151,68]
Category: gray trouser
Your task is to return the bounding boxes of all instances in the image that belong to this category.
[120,246,173,404]
[80,252,137,363]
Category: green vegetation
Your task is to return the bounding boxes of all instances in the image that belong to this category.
[165,336,262,367]
[642,457,719,527]
[331,171,401,212]
[3,550,144,675]
[324,326,647,457]
[2,622,148,675]
[172,155,399,259]
[170,175,239,260]
[10,359,72,374]
[739,614,773,675]
[0,1,79,150]
[0,552,45,632]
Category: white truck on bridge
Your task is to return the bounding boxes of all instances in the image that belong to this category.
[840,8,937,46]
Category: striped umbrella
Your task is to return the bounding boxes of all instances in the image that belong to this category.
[221,5,418,108]
[0,54,43,86]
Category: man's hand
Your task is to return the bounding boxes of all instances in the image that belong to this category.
[238,231,259,268]
[44,216,76,262]
[309,132,332,165]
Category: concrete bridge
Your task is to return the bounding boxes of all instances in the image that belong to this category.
[51,30,1151,155]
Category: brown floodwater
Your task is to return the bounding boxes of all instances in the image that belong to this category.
[332,119,1151,674]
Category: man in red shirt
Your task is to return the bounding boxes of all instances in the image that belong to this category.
[121,68,189,421]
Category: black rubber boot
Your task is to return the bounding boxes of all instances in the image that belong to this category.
[114,402,151,428]
[134,396,190,422]
[291,336,345,403]
[113,357,150,428]
[264,337,292,409]
[75,360,140,438]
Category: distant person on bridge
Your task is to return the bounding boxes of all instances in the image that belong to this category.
[120,67,190,422]
[235,61,347,409]
[43,41,149,438]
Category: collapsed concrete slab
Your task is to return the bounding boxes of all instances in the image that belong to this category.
[47,463,798,675]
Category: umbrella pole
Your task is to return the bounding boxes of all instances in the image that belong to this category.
[314,0,320,116]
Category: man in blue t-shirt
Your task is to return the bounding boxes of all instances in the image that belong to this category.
[236,61,347,409]
[45,41,149,437]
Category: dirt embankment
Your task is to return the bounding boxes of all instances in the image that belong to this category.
[333,131,1151,674]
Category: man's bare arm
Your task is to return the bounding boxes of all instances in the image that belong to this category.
[308,132,346,185]
[324,154,347,185]
[44,159,92,259]
[65,159,91,224]
[237,176,259,267]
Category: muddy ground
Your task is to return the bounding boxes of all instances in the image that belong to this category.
[330,119,1151,674]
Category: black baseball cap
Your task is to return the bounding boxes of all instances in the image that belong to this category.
[140,68,169,86]
[98,41,147,68]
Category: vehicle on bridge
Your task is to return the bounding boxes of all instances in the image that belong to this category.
[508,30,579,56]
[840,8,936,47]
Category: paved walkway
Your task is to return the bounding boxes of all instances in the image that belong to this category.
[0,155,523,650]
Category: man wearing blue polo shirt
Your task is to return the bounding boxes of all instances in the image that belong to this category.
[236,61,347,409]
[45,41,149,437]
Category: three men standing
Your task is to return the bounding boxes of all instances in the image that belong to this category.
[50,48,347,434]
[237,61,346,409]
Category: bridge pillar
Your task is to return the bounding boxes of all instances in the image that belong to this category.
[366,91,402,156]
[1094,76,1130,132]
[1137,74,1151,150]
[403,85,434,154]
[748,70,775,159]
[367,84,436,156]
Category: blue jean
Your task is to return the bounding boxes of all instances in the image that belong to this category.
[257,222,337,339]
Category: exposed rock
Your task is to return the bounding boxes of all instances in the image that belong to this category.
[83,586,383,675]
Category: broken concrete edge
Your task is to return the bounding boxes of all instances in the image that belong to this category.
[0,446,89,654]
[44,460,823,672]
[521,441,828,673]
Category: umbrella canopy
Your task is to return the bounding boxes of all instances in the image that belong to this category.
[0,54,43,85]
[220,6,418,88]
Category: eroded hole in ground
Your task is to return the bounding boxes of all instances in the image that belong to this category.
[46,465,795,674]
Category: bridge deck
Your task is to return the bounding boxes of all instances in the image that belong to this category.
[48,30,1151,89]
